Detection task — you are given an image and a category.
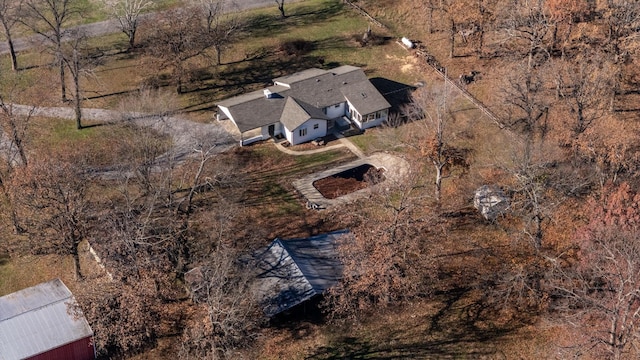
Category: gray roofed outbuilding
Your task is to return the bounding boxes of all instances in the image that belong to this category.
[253,230,350,317]
[0,279,94,360]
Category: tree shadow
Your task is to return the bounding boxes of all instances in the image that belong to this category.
[241,2,344,40]
[86,89,138,101]
[369,77,415,111]
[307,285,531,359]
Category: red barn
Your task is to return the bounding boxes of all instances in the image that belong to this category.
[0,278,95,360]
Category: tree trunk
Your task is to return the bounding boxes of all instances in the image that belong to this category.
[477,26,485,57]
[72,240,83,281]
[277,1,286,18]
[58,53,67,101]
[449,18,456,58]
[72,50,82,129]
[128,29,136,50]
[74,91,82,129]
[435,163,443,202]
[561,22,573,60]
[3,30,17,71]
[215,44,222,65]
[534,214,542,250]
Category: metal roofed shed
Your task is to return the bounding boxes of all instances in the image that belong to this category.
[0,279,95,360]
[474,185,510,221]
[253,230,351,317]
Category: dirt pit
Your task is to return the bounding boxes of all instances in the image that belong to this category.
[312,164,386,199]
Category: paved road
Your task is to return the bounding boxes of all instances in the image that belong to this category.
[0,0,302,55]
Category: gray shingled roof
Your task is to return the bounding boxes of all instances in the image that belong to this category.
[280,97,330,131]
[0,279,93,360]
[217,66,388,133]
[254,230,350,317]
[273,68,329,86]
[341,80,392,115]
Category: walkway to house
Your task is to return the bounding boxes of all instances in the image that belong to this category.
[272,130,366,159]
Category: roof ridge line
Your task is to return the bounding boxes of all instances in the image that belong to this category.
[0,294,72,323]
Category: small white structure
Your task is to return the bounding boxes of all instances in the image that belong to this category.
[474,185,509,221]
[401,37,414,49]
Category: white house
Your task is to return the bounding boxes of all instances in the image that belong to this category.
[216,65,391,146]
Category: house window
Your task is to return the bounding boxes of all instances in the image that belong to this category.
[366,113,375,122]
[376,111,382,118]
[313,123,319,130]
[300,128,307,137]
[334,104,340,108]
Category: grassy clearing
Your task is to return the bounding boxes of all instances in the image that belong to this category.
[0,254,73,296]
[26,117,170,166]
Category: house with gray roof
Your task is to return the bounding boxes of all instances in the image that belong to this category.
[0,279,95,360]
[217,65,391,146]
[253,230,351,317]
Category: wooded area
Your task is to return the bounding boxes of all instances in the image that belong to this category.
[1,0,640,358]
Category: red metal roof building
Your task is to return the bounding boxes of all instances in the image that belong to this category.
[0,279,95,360]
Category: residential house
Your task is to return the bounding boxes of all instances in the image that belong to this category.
[0,279,95,360]
[217,65,391,146]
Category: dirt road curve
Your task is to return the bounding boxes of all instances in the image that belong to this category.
[0,0,302,55]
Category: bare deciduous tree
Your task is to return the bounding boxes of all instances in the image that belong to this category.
[549,222,640,359]
[327,170,437,319]
[499,0,551,69]
[402,83,469,203]
[106,0,154,50]
[191,0,242,65]
[61,30,101,129]
[0,73,37,234]
[12,153,91,280]
[0,0,23,71]
[275,0,285,18]
[142,8,216,93]
[564,54,613,138]
[180,245,261,359]
[601,1,640,109]
[499,63,549,137]
[20,0,81,101]
[76,275,164,357]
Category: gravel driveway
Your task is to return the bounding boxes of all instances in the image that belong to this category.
[11,104,238,165]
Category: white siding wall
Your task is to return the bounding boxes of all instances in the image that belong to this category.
[217,106,232,121]
[286,119,327,145]
[348,105,389,130]
[240,122,283,146]
[325,102,346,118]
